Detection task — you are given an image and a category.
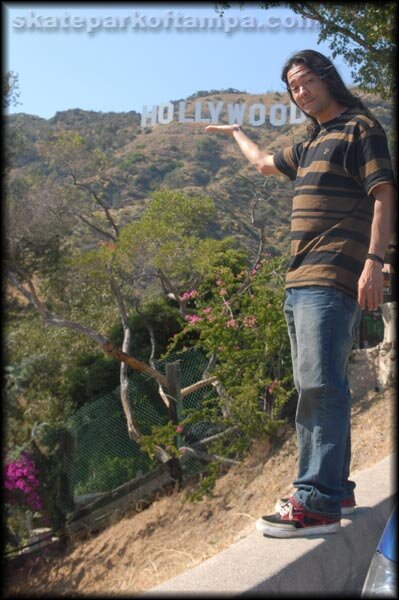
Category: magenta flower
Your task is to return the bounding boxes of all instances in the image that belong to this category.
[3,450,42,511]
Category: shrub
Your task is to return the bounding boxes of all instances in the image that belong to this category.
[163,253,296,499]
[4,450,42,511]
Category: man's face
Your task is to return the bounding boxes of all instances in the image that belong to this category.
[287,63,333,120]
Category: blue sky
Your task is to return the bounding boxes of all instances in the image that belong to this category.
[4,2,354,119]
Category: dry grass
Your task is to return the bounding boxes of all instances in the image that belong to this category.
[4,383,395,597]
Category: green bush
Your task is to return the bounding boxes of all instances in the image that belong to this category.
[163,253,296,499]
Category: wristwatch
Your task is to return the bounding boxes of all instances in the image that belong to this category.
[366,253,384,267]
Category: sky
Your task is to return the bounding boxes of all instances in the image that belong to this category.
[3,2,355,120]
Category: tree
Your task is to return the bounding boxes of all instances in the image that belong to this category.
[5,136,227,487]
[3,71,21,110]
[216,3,396,99]
[3,71,25,169]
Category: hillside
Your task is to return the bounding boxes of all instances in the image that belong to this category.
[4,88,396,595]
[4,381,395,596]
[7,88,395,259]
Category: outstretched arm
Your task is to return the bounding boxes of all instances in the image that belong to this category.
[205,124,280,176]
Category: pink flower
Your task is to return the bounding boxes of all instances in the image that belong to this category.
[227,319,238,328]
[176,425,184,434]
[219,288,228,297]
[203,307,212,314]
[243,316,257,328]
[180,290,199,301]
[267,380,278,394]
[185,314,202,325]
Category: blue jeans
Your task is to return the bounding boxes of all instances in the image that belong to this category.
[284,286,362,518]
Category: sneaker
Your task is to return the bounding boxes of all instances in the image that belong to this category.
[256,497,341,538]
[275,494,356,516]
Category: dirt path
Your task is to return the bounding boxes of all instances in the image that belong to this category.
[4,384,395,597]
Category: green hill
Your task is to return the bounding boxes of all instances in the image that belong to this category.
[6,89,394,258]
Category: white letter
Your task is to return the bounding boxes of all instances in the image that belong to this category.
[194,101,210,123]
[270,103,287,126]
[141,105,158,126]
[265,16,280,29]
[158,103,174,124]
[173,13,184,28]
[26,12,43,28]
[103,17,119,29]
[241,16,255,29]
[224,17,239,33]
[178,101,194,123]
[208,101,224,123]
[163,11,174,28]
[282,16,296,29]
[86,16,102,33]
[183,16,197,29]
[12,16,26,28]
[71,16,85,29]
[131,11,146,28]
[147,16,161,29]
[59,13,70,28]
[227,103,246,125]
[202,16,222,29]
[248,103,266,126]
[289,102,306,124]
[42,17,57,29]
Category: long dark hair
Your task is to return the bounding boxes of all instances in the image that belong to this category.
[281,49,377,140]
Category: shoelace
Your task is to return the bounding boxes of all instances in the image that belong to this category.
[279,501,294,519]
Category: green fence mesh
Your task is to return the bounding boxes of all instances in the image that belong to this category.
[64,349,220,506]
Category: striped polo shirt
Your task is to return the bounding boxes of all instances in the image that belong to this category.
[273,106,395,298]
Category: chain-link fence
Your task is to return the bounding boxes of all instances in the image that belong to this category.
[63,349,220,508]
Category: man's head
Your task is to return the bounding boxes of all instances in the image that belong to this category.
[281,50,361,127]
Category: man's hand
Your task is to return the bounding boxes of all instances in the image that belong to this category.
[205,124,240,136]
[357,259,384,311]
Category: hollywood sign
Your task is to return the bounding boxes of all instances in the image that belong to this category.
[141,100,307,128]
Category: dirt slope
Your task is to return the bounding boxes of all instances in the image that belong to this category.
[4,383,396,597]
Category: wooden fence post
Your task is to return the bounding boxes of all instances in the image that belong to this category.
[165,361,184,487]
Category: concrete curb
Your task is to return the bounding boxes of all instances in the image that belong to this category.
[142,454,395,596]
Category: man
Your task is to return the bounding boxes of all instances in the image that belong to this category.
[206,49,396,537]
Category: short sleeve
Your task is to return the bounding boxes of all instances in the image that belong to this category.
[346,124,396,195]
[273,143,303,181]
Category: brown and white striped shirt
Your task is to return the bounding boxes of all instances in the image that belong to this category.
[273,107,396,298]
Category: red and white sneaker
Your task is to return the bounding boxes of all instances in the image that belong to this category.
[256,497,341,538]
[275,494,356,516]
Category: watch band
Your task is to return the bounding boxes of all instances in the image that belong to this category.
[366,253,384,267]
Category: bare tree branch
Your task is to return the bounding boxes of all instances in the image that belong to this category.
[180,377,218,398]
[7,271,168,387]
[179,446,241,465]
[133,298,173,410]
[70,174,119,239]
[74,212,117,242]
[108,277,144,441]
